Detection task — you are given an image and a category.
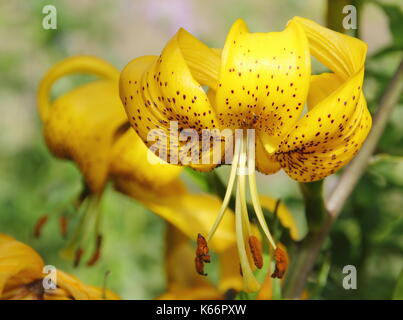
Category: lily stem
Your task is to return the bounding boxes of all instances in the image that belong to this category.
[299,181,326,233]
[284,58,403,299]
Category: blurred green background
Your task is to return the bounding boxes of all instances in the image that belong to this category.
[0,0,402,299]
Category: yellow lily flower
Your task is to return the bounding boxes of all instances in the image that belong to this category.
[120,17,371,291]
[0,234,119,300]
[37,56,183,264]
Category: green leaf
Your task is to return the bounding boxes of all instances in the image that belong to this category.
[368,154,403,187]
[183,168,210,192]
[374,2,403,47]
[393,268,403,300]
[370,44,403,60]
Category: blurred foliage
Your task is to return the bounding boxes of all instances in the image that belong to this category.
[307,1,403,300]
[0,0,402,300]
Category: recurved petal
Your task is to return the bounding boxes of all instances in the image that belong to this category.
[44,80,127,193]
[307,73,344,111]
[278,99,371,182]
[277,17,371,182]
[55,270,120,300]
[119,55,166,151]
[110,127,182,192]
[148,28,220,131]
[120,30,221,170]
[291,16,366,79]
[216,19,311,149]
[114,178,235,253]
[0,235,44,297]
[217,245,243,293]
[38,56,119,122]
[38,56,127,193]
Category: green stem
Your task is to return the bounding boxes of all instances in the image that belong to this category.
[299,181,326,233]
[326,0,353,33]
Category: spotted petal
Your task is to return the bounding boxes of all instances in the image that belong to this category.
[120,30,221,170]
[276,17,371,182]
[216,19,311,153]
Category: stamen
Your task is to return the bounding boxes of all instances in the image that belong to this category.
[271,247,288,279]
[86,196,105,267]
[247,133,277,250]
[87,234,103,266]
[34,215,48,239]
[195,233,210,276]
[206,135,242,242]
[248,236,263,269]
[59,216,68,238]
[235,183,260,292]
[61,194,101,263]
[74,248,84,268]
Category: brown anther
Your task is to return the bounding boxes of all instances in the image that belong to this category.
[195,257,207,276]
[196,233,210,262]
[87,235,103,266]
[271,247,288,279]
[74,248,84,268]
[195,234,210,276]
[59,216,68,238]
[248,236,263,269]
[34,215,48,238]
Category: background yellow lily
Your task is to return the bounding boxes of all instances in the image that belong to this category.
[0,234,119,300]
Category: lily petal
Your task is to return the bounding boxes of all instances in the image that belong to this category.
[38,56,127,193]
[291,16,366,79]
[217,245,243,292]
[54,270,119,300]
[216,18,311,153]
[0,236,44,296]
[307,73,344,111]
[255,136,281,174]
[114,178,235,253]
[110,128,182,192]
[120,30,221,170]
[276,17,371,182]
[0,234,119,300]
